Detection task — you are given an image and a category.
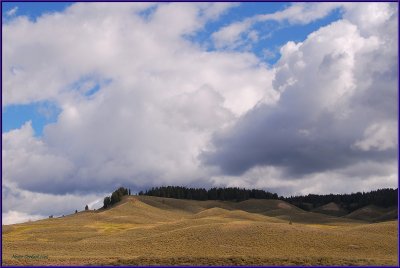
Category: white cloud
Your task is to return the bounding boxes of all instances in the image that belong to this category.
[3,121,75,193]
[212,20,253,49]
[204,3,398,191]
[209,160,398,197]
[2,180,107,225]
[211,3,397,51]
[256,3,342,24]
[162,86,235,131]
[343,2,397,36]
[353,121,397,151]
[212,3,344,50]
[3,211,43,225]
[6,7,18,17]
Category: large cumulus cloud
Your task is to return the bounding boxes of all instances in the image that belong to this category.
[203,3,397,179]
[2,3,275,200]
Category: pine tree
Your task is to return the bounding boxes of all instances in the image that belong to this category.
[103,196,111,208]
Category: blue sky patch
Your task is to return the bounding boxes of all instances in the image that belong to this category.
[251,7,343,65]
[187,2,343,65]
[2,2,72,22]
[68,76,112,98]
[2,101,60,136]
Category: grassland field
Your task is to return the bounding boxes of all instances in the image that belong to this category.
[2,195,398,266]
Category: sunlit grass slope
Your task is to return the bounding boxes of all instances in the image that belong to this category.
[2,196,398,266]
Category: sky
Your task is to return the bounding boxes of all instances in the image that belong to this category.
[2,2,398,225]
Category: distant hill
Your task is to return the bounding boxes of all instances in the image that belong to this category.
[137,186,398,223]
[139,186,398,215]
[137,195,366,225]
[282,188,398,213]
[311,202,349,217]
[345,205,398,222]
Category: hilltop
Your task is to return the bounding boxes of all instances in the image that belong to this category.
[2,195,398,266]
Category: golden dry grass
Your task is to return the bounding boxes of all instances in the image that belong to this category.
[2,196,398,266]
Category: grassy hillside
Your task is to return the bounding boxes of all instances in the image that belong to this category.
[345,205,398,222]
[2,196,398,266]
[311,202,349,217]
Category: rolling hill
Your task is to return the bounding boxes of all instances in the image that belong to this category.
[311,202,349,217]
[2,196,398,266]
[345,205,398,222]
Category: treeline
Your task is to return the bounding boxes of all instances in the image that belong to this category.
[103,187,131,208]
[139,186,279,201]
[282,188,398,212]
